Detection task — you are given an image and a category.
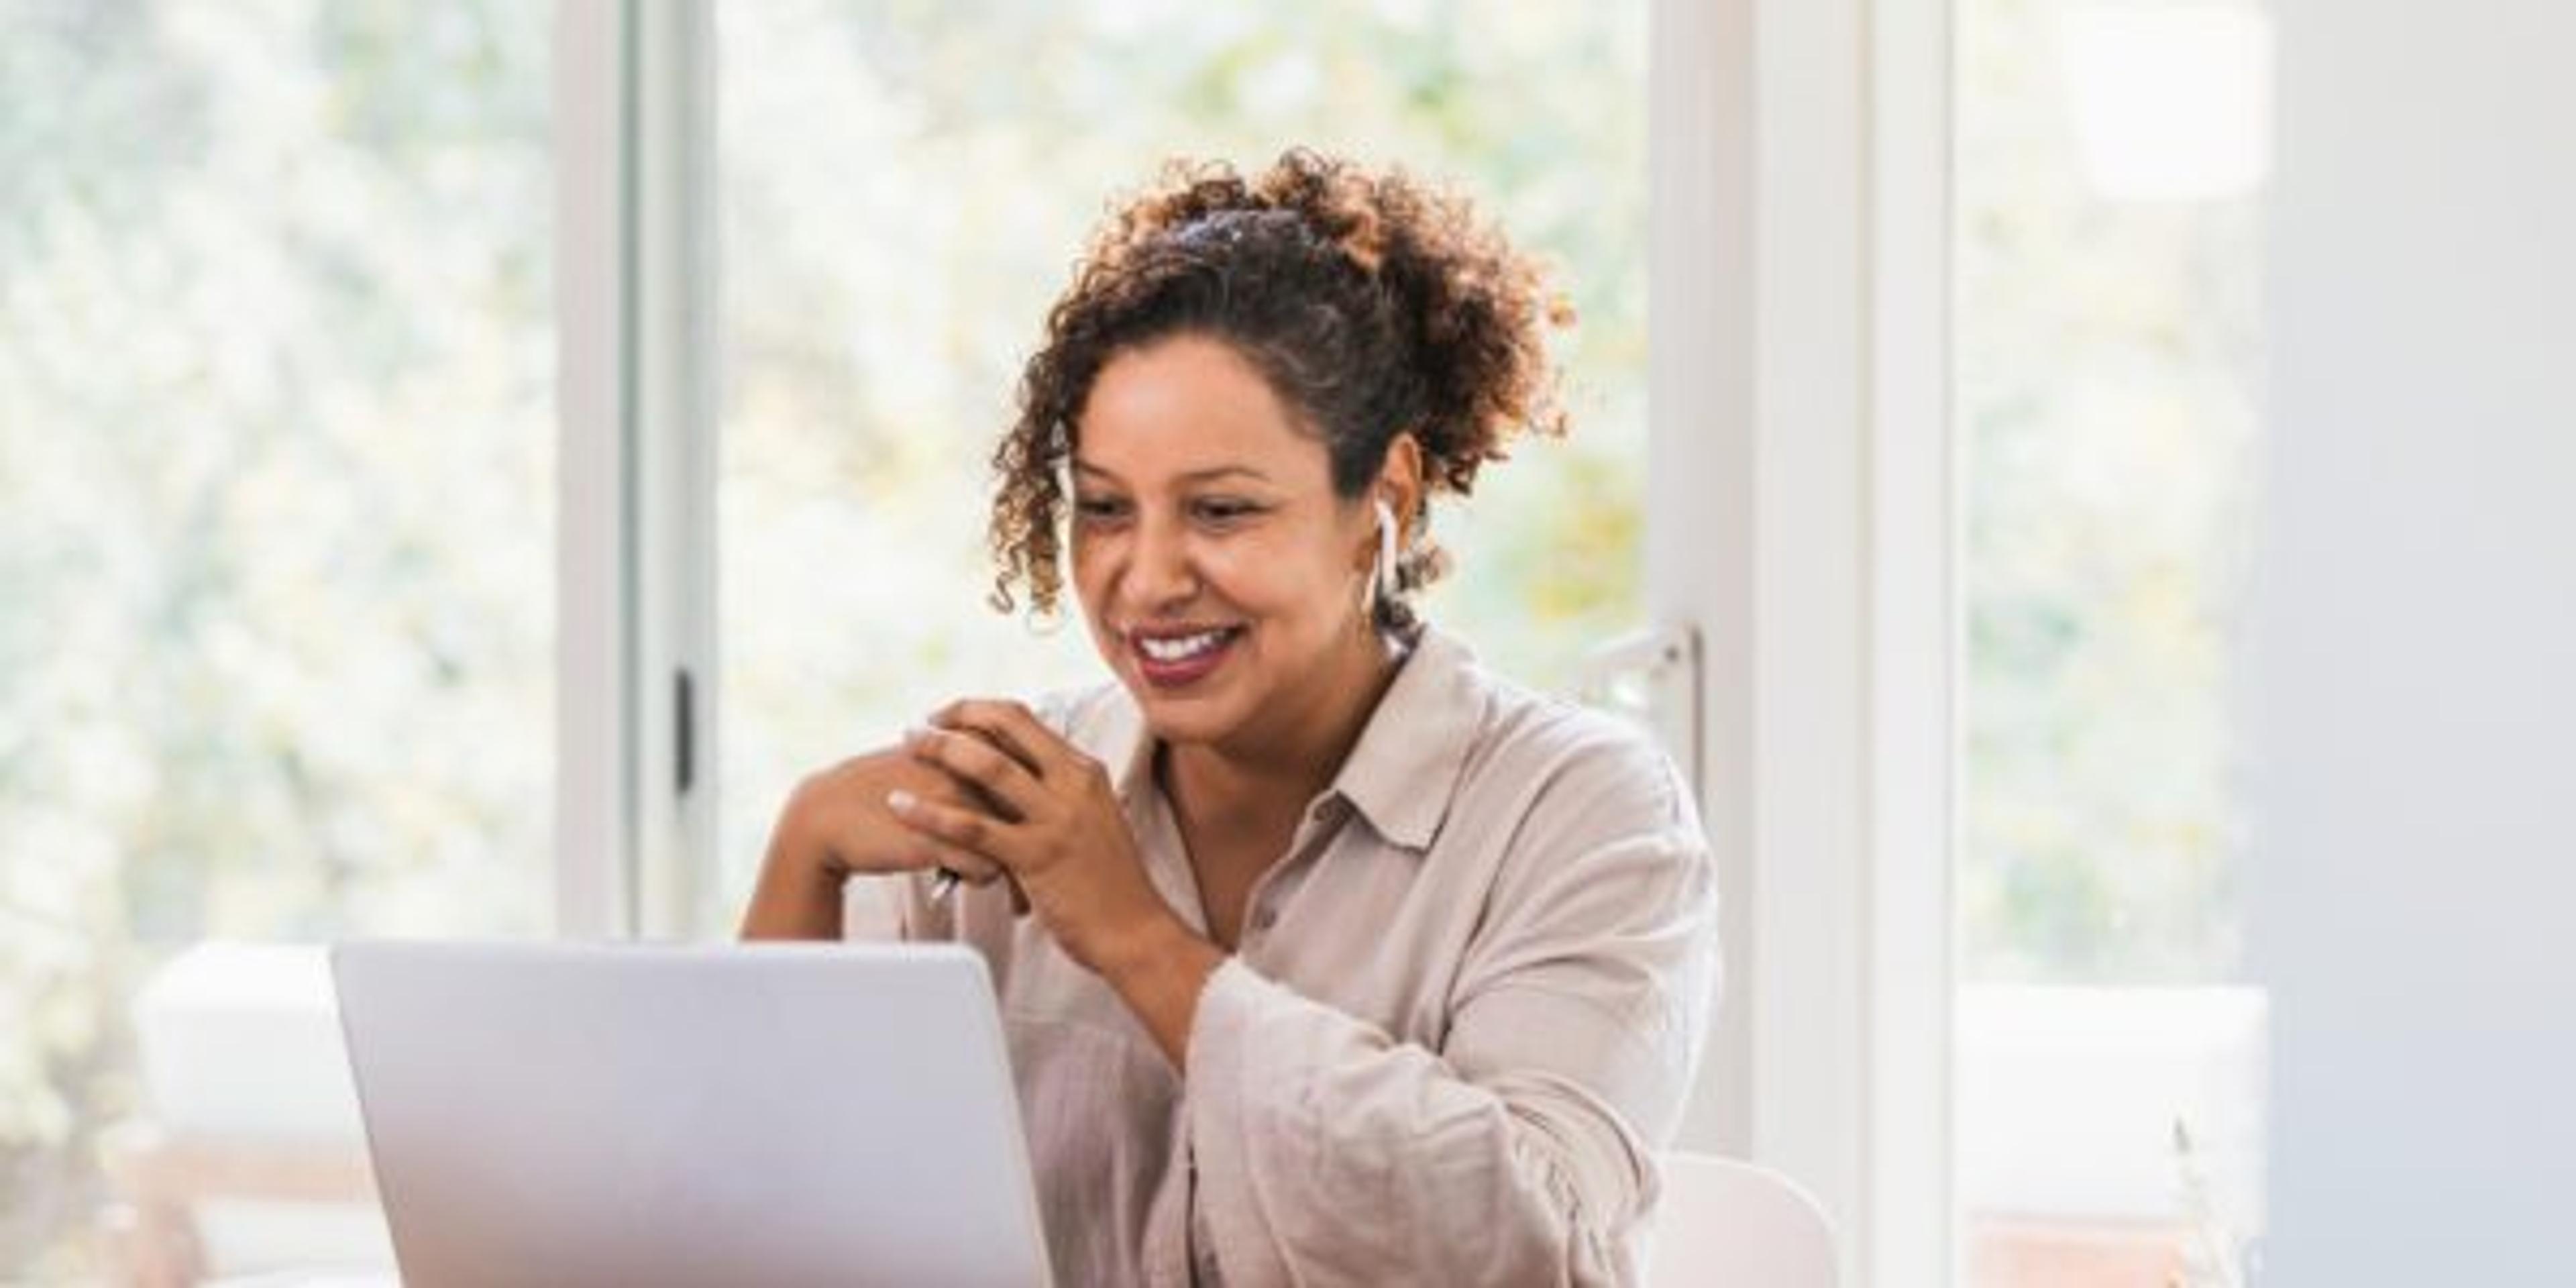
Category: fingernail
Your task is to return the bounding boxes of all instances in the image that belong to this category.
[886,789,916,812]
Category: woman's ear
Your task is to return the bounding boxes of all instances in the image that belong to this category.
[1377,431,1426,542]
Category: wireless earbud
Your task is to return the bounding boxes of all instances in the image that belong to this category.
[1374,498,1399,602]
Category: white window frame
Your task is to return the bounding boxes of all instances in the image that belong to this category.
[1652,1,1955,1285]
[1868,0,1957,1281]
[562,1,1961,1280]
[555,0,718,941]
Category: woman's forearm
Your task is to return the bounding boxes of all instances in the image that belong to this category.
[1095,913,1226,1069]
[739,829,846,941]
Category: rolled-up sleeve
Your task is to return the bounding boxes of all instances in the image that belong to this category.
[1182,744,1721,1287]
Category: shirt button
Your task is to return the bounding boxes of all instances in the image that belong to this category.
[1252,906,1280,932]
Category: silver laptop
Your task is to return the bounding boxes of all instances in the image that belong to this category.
[331,941,1054,1288]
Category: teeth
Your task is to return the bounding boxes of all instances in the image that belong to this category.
[1138,629,1230,662]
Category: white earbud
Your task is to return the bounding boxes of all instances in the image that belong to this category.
[1373,498,1399,605]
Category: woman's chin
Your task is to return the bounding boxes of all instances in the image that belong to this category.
[1129,690,1242,748]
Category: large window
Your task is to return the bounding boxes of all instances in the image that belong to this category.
[713,0,1651,920]
[11,3,2269,1283]
[1,3,1648,1278]
[1953,1,2270,1281]
[0,3,553,1279]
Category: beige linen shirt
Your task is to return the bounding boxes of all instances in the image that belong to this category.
[848,626,1721,1286]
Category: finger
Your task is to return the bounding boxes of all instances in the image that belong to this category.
[927,698,1061,767]
[957,775,1026,824]
[931,698,1095,785]
[944,858,1010,888]
[901,724,1047,819]
[839,812,1001,885]
[885,787,1024,871]
[926,698,1057,777]
[910,837,1006,886]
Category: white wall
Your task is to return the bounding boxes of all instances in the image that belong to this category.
[2255,3,2576,1283]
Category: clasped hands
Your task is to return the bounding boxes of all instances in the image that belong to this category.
[792,698,1177,978]
[765,696,1226,1066]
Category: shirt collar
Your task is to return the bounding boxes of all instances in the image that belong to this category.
[1100,625,1487,852]
[1323,626,1484,850]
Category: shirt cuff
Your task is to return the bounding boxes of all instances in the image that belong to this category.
[1183,956,1296,1287]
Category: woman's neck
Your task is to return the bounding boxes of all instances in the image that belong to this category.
[1162,630,1409,842]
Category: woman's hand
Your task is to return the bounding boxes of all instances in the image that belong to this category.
[739,746,1012,941]
[885,700,1169,971]
[886,698,1224,1066]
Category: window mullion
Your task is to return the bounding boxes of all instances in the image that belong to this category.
[628,0,720,941]
[553,0,718,942]
[553,0,636,940]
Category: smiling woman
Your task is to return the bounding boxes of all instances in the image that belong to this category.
[741,151,1717,1287]
[1066,337,1394,734]
[710,2,1654,933]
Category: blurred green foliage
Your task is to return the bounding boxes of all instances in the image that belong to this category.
[1957,0,2260,982]
[1,1,552,1277]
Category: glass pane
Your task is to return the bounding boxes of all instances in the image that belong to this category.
[716,1,1649,920]
[1955,1,2269,1283]
[0,4,553,1281]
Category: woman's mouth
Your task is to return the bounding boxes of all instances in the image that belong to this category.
[1129,625,1244,690]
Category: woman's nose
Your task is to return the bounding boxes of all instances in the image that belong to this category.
[1125,515,1197,604]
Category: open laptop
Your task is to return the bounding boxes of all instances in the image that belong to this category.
[331,941,1054,1288]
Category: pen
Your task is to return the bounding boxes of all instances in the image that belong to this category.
[929,866,963,903]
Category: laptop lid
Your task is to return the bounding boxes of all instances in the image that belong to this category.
[331,941,1053,1288]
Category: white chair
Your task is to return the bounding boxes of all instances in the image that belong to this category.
[1648,1152,1837,1287]
[107,944,392,1286]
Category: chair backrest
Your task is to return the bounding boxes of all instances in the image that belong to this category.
[1648,1152,1837,1287]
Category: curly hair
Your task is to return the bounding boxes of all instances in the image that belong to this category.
[987,148,1571,637]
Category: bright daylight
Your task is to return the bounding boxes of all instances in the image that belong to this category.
[3,1,2568,1286]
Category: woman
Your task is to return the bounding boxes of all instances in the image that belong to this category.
[742,150,1719,1287]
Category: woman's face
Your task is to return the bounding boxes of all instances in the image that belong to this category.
[1068,334,1380,751]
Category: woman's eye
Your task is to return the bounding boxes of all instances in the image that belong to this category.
[1193,499,1260,525]
[1073,496,1129,523]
